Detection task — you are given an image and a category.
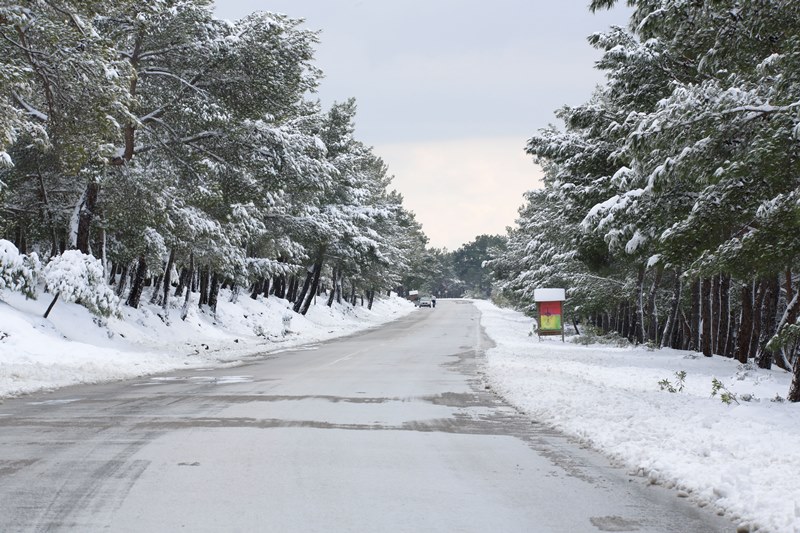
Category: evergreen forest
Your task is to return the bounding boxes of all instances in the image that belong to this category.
[489,1,800,401]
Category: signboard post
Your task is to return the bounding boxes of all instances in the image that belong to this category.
[533,288,566,342]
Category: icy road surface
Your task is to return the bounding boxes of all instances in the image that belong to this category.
[0,300,731,532]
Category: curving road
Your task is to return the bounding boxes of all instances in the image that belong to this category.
[0,300,731,532]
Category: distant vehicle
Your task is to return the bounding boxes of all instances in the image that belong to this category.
[418,296,433,308]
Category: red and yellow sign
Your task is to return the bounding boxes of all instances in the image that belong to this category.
[538,301,562,332]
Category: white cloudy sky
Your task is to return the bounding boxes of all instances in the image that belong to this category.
[213,1,631,250]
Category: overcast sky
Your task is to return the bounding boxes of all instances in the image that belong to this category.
[213,1,631,250]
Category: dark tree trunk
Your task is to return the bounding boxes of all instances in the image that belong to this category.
[711,274,721,353]
[149,275,162,304]
[37,170,59,258]
[43,292,60,319]
[737,281,754,364]
[768,279,800,371]
[180,253,194,321]
[115,262,130,297]
[750,279,768,362]
[162,248,175,313]
[680,310,692,350]
[690,279,700,351]
[789,356,800,402]
[262,277,270,298]
[645,265,663,344]
[208,272,220,313]
[293,268,315,313]
[718,274,731,357]
[108,262,118,286]
[251,278,263,300]
[661,271,682,349]
[757,276,780,369]
[299,247,326,315]
[634,264,646,344]
[198,266,210,307]
[327,267,337,307]
[787,270,798,329]
[621,302,630,339]
[701,277,712,356]
[284,275,294,302]
[76,180,100,254]
[175,267,188,297]
[126,255,148,309]
[276,274,287,299]
[367,289,375,310]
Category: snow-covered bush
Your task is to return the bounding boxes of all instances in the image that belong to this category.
[0,239,39,298]
[44,250,119,317]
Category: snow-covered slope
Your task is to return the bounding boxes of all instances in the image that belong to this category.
[0,289,414,398]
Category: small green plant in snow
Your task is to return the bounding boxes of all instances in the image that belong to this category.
[711,378,739,405]
[658,370,687,393]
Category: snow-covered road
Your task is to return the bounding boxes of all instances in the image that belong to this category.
[0,300,730,532]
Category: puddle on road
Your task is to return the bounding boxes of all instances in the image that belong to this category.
[27,398,83,406]
[135,375,254,386]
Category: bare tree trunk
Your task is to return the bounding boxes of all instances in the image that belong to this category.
[76,180,100,255]
[750,279,768,362]
[367,289,376,310]
[758,276,780,369]
[661,271,682,349]
[149,274,162,304]
[327,267,337,307]
[274,273,286,299]
[262,277,270,298]
[690,279,700,351]
[43,292,60,319]
[718,274,731,357]
[634,264,646,344]
[299,247,326,316]
[680,310,692,350]
[621,302,630,339]
[789,356,800,402]
[126,255,148,309]
[174,267,188,297]
[769,286,800,371]
[161,248,175,321]
[711,274,721,353]
[702,277,712,357]
[115,262,130,297]
[645,265,663,344]
[198,266,209,308]
[37,170,60,258]
[208,272,220,313]
[293,267,314,314]
[250,278,263,300]
[737,281,754,364]
[180,253,194,321]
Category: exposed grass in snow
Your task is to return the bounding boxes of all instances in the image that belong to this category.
[0,288,415,399]
[475,299,799,533]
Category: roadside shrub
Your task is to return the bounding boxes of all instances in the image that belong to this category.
[43,250,119,317]
[0,239,39,298]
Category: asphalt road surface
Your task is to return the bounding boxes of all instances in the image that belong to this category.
[0,300,732,532]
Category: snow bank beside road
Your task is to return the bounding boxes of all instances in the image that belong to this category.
[0,290,414,399]
[475,299,800,533]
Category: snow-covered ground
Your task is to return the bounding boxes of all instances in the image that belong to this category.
[0,288,415,398]
[475,299,800,533]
